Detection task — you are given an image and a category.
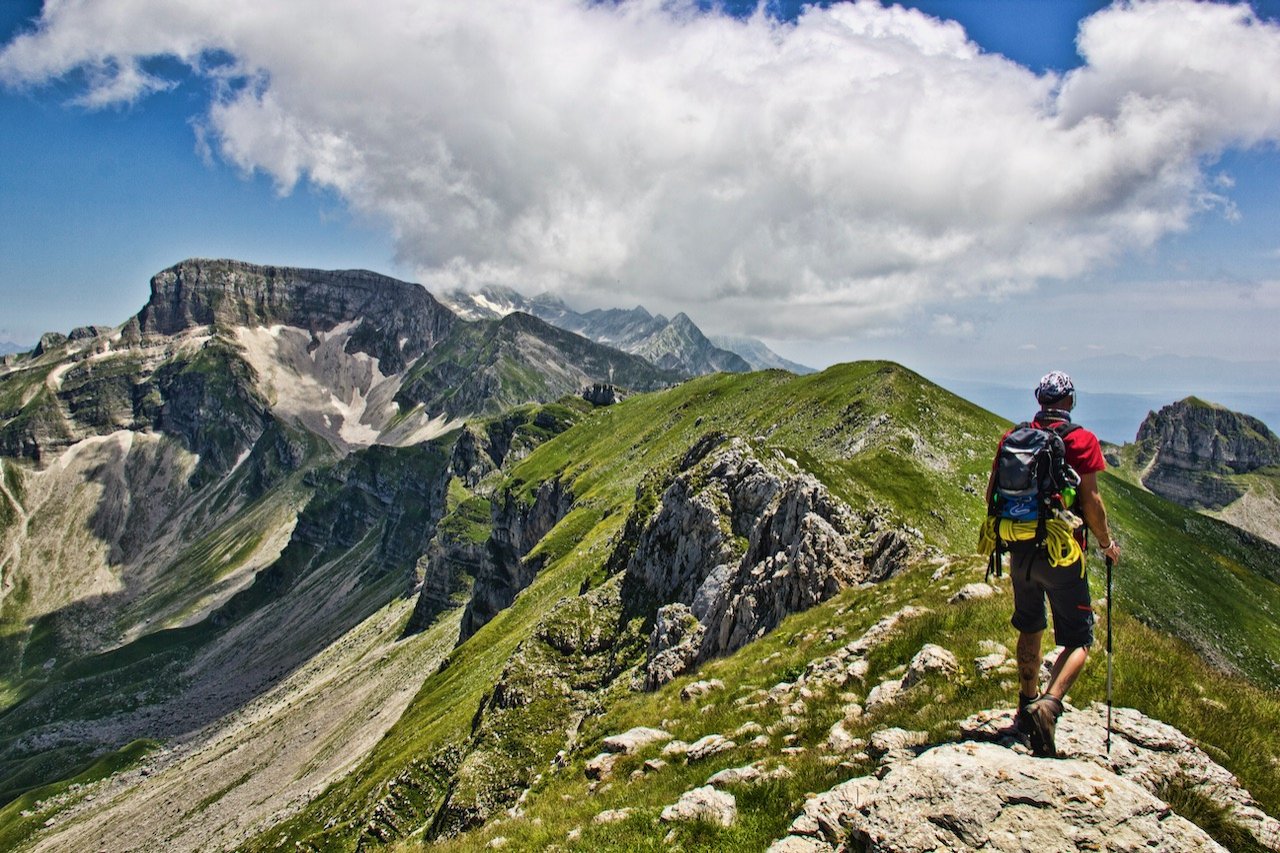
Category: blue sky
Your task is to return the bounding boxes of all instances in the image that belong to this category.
[3,0,1280,436]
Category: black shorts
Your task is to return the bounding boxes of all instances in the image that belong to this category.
[1009,547,1094,648]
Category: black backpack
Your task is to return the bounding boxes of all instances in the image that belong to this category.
[987,420,1081,576]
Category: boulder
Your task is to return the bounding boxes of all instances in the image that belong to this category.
[949,582,997,603]
[707,764,763,788]
[867,728,929,761]
[660,786,737,827]
[602,727,673,755]
[961,703,1280,848]
[902,644,959,688]
[865,679,904,712]
[680,679,725,701]
[687,734,736,762]
[584,752,621,780]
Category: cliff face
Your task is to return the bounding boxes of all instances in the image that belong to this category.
[616,433,910,689]
[136,259,456,373]
[1137,397,1280,475]
[1136,398,1280,510]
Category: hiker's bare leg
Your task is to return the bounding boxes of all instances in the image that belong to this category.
[1045,645,1089,700]
[1016,630,1043,699]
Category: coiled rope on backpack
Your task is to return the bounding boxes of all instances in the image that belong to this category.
[978,513,1084,574]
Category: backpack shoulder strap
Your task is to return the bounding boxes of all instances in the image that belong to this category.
[1047,421,1081,439]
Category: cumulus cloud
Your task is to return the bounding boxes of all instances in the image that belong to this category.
[4,0,1280,337]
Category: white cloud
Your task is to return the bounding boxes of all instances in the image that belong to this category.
[5,0,1280,338]
[930,314,975,337]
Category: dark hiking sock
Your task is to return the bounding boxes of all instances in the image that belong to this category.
[1015,693,1037,734]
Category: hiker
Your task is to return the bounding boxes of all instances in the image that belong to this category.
[983,371,1121,757]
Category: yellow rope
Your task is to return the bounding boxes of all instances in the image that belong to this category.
[977,512,1084,570]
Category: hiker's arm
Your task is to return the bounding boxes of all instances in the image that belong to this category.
[1076,471,1120,564]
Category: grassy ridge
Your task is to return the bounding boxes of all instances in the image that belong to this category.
[416,554,1280,851]
[242,364,1074,848]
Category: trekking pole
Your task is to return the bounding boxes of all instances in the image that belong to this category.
[1105,555,1114,758]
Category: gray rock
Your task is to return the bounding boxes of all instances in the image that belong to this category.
[584,752,621,780]
[707,764,763,788]
[777,741,1227,852]
[902,643,958,688]
[844,606,931,656]
[68,324,113,341]
[865,679,904,712]
[961,703,1280,849]
[660,786,737,826]
[34,331,67,356]
[948,582,997,603]
[645,604,706,690]
[592,808,634,824]
[680,679,725,701]
[602,727,673,755]
[824,721,865,754]
[973,652,1009,675]
[687,734,736,762]
[621,437,911,688]
[766,836,834,853]
[867,728,929,760]
[661,740,690,757]
[785,776,881,843]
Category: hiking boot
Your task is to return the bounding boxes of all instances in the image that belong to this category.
[1025,694,1064,758]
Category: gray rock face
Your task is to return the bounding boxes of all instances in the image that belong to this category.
[773,741,1228,852]
[622,434,911,688]
[137,259,455,373]
[459,477,574,641]
[645,604,706,690]
[1137,397,1280,510]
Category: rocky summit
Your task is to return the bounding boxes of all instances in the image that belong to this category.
[2,269,1279,853]
[1124,396,1280,546]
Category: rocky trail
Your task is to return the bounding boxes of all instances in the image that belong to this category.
[564,600,1280,853]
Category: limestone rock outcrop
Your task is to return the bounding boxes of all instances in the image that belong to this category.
[771,703,1280,853]
[1136,397,1280,510]
[618,434,912,688]
[772,741,1226,852]
[136,259,455,373]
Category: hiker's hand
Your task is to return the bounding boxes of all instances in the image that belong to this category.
[1100,540,1120,565]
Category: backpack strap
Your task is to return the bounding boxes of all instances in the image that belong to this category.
[1047,421,1081,440]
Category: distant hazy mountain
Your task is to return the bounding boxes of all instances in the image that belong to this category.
[709,334,815,374]
[0,340,28,356]
[437,285,804,376]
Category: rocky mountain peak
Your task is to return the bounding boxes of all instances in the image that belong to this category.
[1137,397,1280,474]
[135,258,455,372]
[1135,397,1280,511]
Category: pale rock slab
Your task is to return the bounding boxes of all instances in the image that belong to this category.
[602,726,672,755]
[660,785,737,827]
[775,741,1227,853]
[687,734,736,762]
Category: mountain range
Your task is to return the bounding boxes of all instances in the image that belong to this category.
[1,259,1277,853]
[438,284,813,376]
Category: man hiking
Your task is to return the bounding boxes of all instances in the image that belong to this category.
[984,371,1121,757]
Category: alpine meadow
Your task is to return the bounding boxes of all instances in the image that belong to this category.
[5,1,1280,852]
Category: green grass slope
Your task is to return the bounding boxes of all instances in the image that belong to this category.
[250,362,1278,850]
